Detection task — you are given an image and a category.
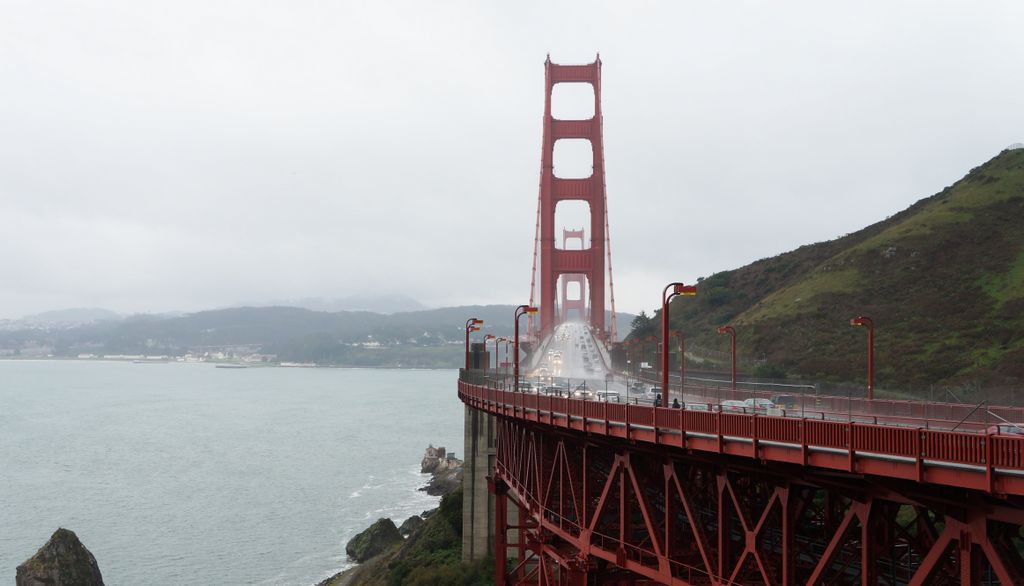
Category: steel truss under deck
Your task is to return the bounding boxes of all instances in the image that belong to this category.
[490,417,1024,585]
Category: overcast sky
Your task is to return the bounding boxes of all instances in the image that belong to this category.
[2,1,1022,320]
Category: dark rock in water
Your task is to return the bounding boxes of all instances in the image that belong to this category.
[345,518,402,562]
[397,515,423,537]
[16,528,105,586]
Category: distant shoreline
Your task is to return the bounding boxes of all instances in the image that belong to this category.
[0,357,458,371]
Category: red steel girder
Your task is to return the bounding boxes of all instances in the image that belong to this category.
[488,413,1024,586]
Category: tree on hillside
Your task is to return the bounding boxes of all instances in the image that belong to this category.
[630,311,652,337]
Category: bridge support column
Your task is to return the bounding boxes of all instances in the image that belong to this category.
[462,403,497,562]
[517,500,528,583]
[489,474,509,585]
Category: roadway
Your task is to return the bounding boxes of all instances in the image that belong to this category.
[525,322,634,400]
[517,323,1020,435]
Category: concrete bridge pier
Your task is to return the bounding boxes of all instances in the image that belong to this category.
[461,394,496,561]
[461,367,520,569]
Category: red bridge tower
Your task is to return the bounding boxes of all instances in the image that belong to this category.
[528,55,617,342]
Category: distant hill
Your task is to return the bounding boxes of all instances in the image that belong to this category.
[0,301,637,366]
[20,308,122,325]
[631,149,1024,390]
[258,294,428,314]
[0,304,527,366]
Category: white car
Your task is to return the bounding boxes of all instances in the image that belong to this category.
[645,386,664,401]
[596,390,621,402]
[573,389,595,400]
[743,398,775,411]
[719,400,747,413]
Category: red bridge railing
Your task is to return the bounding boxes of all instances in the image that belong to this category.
[459,380,1024,496]
[634,374,1024,429]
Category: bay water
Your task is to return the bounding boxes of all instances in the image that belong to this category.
[0,360,464,585]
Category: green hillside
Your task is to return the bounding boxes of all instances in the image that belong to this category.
[631,148,1024,391]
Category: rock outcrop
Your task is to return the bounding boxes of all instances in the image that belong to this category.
[16,528,105,586]
[420,444,464,496]
[420,445,447,474]
[344,518,402,563]
[421,465,463,496]
[397,515,423,536]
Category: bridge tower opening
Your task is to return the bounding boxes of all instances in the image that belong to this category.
[559,228,587,322]
[527,54,618,342]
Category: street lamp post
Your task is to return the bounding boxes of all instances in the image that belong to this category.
[662,282,697,405]
[483,334,496,372]
[850,316,875,400]
[621,340,630,386]
[465,318,483,369]
[718,325,737,390]
[514,305,538,391]
[497,337,511,388]
[637,340,646,377]
[671,330,685,400]
[625,340,635,379]
[626,340,634,377]
[645,335,657,383]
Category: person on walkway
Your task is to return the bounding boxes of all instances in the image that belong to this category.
[672,398,681,409]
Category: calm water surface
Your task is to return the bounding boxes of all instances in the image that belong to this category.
[0,361,463,585]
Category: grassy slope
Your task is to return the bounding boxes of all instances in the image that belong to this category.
[635,149,1024,390]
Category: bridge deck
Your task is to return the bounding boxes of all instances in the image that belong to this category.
[459,380,1024,496]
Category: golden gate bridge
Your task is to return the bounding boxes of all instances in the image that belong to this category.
[459,55,1024,586]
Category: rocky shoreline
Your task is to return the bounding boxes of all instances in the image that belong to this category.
[315,445,467,586]
[12,446,467,586]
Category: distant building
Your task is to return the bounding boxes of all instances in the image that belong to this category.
[421,445,463,474]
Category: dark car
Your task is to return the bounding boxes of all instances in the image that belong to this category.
[771,394,798,409]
